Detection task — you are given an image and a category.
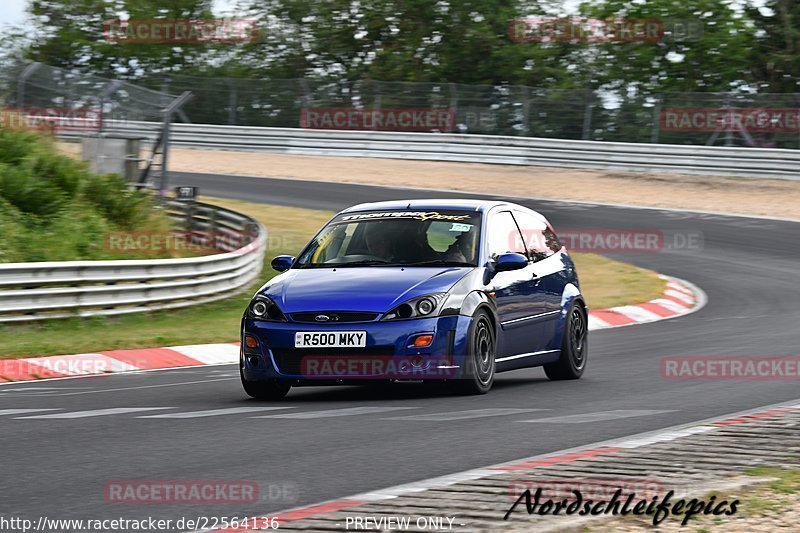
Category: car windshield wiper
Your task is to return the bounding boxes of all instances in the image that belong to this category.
[336,259,397,266]
[299,259,473,268]
[297,259,398,268]
[301,259,403,268]
[404,260,475,267]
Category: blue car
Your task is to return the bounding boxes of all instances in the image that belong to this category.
[241,199,587,398]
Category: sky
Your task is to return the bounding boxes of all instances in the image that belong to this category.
[0,0,26,28]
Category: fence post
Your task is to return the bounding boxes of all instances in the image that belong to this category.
[17,62,42,108]
[724,94,733,146]
[796,93,800,149]
[185,200,195,236]
[651,94,662,143]
[373,89,382,132]
[208,205,219,251]
[449,82,459,133]
[521,86,530,137]
[158,91,194,195]
[581,89,594,140]
[299,78,312,119]
[227,78,238,125]
[98,80,123,133]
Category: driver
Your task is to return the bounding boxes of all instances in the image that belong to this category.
[364,223,395,260]
[403,223,438,262]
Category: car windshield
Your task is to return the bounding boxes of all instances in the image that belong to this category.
[295,210,482,268]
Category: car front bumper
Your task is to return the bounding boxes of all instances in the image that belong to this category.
[241,314,473,382]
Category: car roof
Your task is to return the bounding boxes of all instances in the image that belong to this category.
[340,199,518,214]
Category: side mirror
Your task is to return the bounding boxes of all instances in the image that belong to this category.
[494,252,529,273]
[271,255,295,272]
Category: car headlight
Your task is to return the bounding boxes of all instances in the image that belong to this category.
[382,293,446,321]
[247,296,287,321]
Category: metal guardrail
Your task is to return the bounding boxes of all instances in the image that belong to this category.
[61,120,800,179]
[0,201,266,322]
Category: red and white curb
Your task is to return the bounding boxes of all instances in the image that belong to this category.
[0,343,240,383]
[201,397,800,532]
[587,275,705,330]
[1,276,704,384]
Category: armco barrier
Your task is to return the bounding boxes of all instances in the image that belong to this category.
[0,200,266,322]
[61,120,800,179]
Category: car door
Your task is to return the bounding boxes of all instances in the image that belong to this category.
[513,211,568,350]
[485,210,549,357]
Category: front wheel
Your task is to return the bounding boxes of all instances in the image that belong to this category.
[241,368,291,400]
[454,309,496,395]
[544,302,588,381]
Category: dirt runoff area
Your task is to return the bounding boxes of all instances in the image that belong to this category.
[59,142,800,220]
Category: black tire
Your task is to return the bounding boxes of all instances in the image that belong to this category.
[454,309,496,394]
[544,302,588,380]
[240,368,291,400]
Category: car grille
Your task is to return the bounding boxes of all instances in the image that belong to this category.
[287,311,380,323]
[271,347,395,375]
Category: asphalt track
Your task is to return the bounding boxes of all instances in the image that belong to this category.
[2,172,799,528]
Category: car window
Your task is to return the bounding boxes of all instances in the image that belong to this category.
[487,211,527,260]
[543,225,563,254]
[513,211,561,262]
[295,210,482,267]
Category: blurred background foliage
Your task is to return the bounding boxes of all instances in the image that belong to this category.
[3,0,796,91]
[0,0,797,146]
[0,128,173,262]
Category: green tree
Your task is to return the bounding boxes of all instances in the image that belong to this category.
[745,0,800,92]
[577,0,758,94]
[26,0,219,77]
[236,0,582,86]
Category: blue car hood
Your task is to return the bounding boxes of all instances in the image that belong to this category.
[260,267,472,313]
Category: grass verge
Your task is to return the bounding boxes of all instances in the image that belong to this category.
[0,197,664,358]
[572,252,666,309]
[0,130,181,262]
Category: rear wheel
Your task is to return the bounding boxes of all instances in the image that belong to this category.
[240,368,291,400]
[544,302,588,380]
[454,309,496,394]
